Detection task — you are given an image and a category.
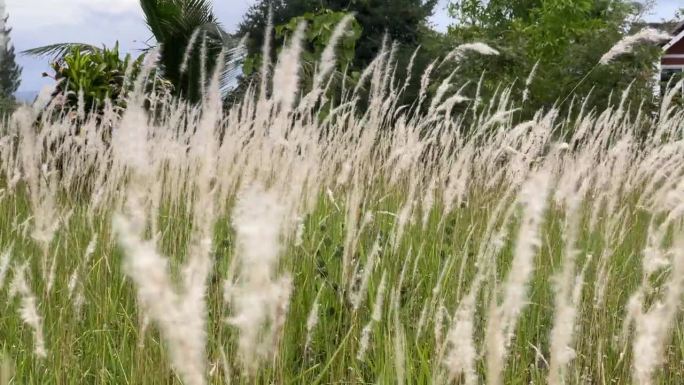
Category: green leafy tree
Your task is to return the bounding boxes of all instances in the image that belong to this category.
[237,0,438,71]
[446,0,663,116]
[233,0,443,107]
[0,12,22,114]
[274,10,361,72]
[241,9,362,91]
[273,10,364,116]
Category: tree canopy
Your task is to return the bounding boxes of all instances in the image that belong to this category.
[0,13,21,114]
[445,0,665,115]
[237,0,438,69]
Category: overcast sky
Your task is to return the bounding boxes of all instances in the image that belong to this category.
[5,0,682,93]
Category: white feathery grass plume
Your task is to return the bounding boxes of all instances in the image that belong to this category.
[180,28,202,74]
[31,173,60,295]
[485,168,551,385]
[351,50,385,97]
[366,36,390,118]
[67,234,97,317]
[522,60,540,103]
[350,235,381,310]
[443,295,477,385]
[418,58,438,107]
[0,244,12,289]
[272,21,307,116]
[416,299,430,340]
[115,211,208,385]
[10,263,47,359]
[259,6,274,99]
[304,287,324,352]
[16,110,60,296]
[599,28,670,65]
[399,46,421,96]
[312,14,355,91]
[183,93,218,367]
[342,181,364,285]
[357,270,387,361]
[77,89,85,121]
[392,184,418,252]
[435,92,471,118]
[111,65,216,385]
[428,71,457,113]
[548,251,592,385]
[383,41,400,95]
[294,216,305,247]
[433,300,447,353]
[658,79,684,123]
[111,96,150,175]
[199,32,209,98]
[392,288,406,385]
[629,228,684,385]
[443,42,499,64]
[422,177,437,228]
[227,184,292,374]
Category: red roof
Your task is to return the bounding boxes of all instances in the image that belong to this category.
[664,21,684,56]
[660,22,684,68]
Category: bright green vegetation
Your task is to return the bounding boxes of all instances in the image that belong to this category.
[3,1,684,384]
[0,177,680,384]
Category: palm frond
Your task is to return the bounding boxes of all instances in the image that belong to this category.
[140,0,182,42]
[22,43,101,60]
[139,0,240,101]
[140,0,215,42]
[177,0,216,32]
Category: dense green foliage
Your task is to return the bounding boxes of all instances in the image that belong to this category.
[242,10,362,80]
[236,0,438,90]
[446,0,663,114]
[233,0,674,119]
[237,0,437,68]
[276,10,361,72]
[47,45,143,114]
[35,44,173,119]
[233,1,447,108]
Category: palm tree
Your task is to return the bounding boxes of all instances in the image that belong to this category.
[140,0,243,102]
[24,0,243,103]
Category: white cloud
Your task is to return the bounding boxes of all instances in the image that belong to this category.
[6,0,141,29]
[79,0,141,15]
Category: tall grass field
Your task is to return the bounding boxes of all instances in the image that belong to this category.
[0,23,683,385]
